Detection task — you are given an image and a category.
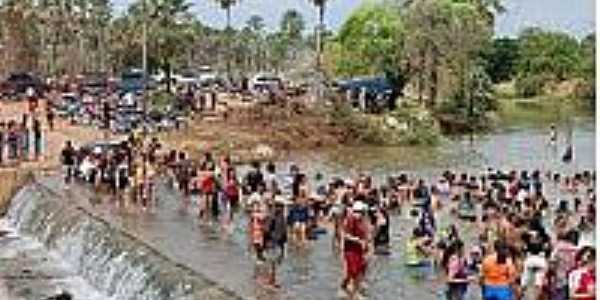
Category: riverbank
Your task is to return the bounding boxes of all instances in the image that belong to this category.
[0,91,592,167]
[156,95,445,163]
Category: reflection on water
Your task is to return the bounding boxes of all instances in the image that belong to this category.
[283,118,595,183]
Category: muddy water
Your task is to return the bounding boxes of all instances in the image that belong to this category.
[137,117,593,299]
[227,117,595,300]
[1,108,595,300]
[282,117,595,183]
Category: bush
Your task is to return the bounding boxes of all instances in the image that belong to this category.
[328,101,441,146]
[435,65,497,132]
[515,73,552,97]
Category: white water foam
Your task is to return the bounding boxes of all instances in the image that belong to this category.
[0,218,114,300]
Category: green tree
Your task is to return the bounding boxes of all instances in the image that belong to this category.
[246,15,265,72]
[333,2,404,77]
[403,0,491,106]
[214,0,240,79]
[576,33,595,102]
[515,27,583,96]
[126,0,193,91]
[280,9,305,42]
[481,37,519,83]
[280,9,306,61]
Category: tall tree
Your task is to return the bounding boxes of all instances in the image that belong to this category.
[515,27,583,96]
[403,0,490,106]
[308,0,328,70]
[214,0,240,79]
[280,9,305,42]
[246,15,265,72]
[481,37,519,83]
[333,2,404,77]
[126,0,193,91]
[280,9,305,61]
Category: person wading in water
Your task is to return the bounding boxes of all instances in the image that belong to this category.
[341,201,369,299]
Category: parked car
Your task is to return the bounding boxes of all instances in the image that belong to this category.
[81,72,108,95]
[0,72,46,99]
[55,93,82,118]
[177,69,200,86]
[119,69,146,94]
[250,73,283,94]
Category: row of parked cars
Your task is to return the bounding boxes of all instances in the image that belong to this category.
[53,88,188,135]
[0,72,48,99]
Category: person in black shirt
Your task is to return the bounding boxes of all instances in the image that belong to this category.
[0,122,5,165]
[7,121,19,161]
[46,105,55,131]
[32,118,42,160]
[244,161,264,195]
[263,199,288,287]
[373,206,390,254]
[61,141,76,187]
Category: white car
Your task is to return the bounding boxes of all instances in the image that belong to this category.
[177,70,199,86]
[250,73,283,94]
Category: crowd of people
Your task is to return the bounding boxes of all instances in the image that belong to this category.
[59,132,596,300]
[234,165,596,300]
[0,95,51,166]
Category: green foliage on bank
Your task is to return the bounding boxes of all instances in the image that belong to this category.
[328,102,442,146]
[481,29,595,101]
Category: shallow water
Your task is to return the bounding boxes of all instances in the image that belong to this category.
[281,116,595,183]
[2,110,595,300]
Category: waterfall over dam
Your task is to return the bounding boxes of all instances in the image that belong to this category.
[3,181,239,300]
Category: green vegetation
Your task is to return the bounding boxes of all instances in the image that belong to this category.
[322,1,594,136]
[481,38,520,83]
[480,30,595,104]
[328,101,441,146]
[0,0,594,145]
[326,3,404,77]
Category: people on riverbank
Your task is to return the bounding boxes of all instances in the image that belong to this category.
[0,114,47,166]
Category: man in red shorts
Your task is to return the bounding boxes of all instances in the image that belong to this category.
[341,201,368,299]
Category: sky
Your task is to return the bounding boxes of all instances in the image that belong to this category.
[111,0,596,38]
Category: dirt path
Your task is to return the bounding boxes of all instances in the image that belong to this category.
[0,94,343,167]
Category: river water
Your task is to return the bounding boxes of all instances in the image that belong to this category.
[0,106,595,300]
[283,116,595,183]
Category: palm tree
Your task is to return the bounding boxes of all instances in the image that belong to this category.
[280,9,305,42]
[215,0,239,29]
[215,0,239,79]
[308,0,328,70]
[280,9,305,62]
[144,0,192,92]
[246,15,265,72]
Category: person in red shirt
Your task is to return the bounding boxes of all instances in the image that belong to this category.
[573,248,595,300]
[341,201,368,298]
